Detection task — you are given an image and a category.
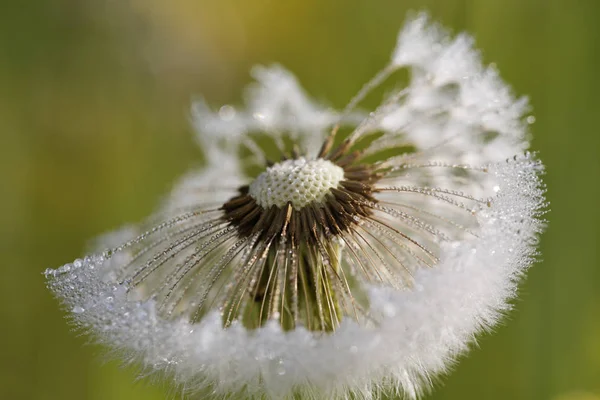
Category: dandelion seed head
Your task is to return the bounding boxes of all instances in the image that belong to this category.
[249,158,345,210]
[46,13,547,400]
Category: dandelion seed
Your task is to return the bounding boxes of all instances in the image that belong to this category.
[46,13,546,400]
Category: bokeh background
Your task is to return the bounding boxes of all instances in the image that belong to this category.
[1,0,599,399]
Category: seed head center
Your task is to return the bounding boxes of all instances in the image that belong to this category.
[249,158,345,210]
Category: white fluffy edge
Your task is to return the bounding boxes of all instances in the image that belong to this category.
[46,154,545,400]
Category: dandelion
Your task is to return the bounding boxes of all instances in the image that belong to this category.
[46,14,546,400]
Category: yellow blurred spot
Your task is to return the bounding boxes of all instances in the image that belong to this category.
[553,391,600,400]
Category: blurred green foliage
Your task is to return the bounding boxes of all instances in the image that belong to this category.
[1,1,598,399]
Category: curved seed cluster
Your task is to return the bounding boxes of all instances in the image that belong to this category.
[249,158,345,210]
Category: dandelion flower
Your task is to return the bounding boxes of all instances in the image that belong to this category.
[46,13,546,400]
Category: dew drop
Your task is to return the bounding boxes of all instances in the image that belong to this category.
[72,306,85,314]
[218,105,236,121]
[276,360,286,376]
[105,271,118,282]
[383,303,396,317]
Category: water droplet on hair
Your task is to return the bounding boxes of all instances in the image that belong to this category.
[383,303,396,317]
[218,105,236,121]
[59,264,71,273]
[276,360,286,376]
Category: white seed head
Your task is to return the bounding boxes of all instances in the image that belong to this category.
[249,157,344,210]
[46,13,547,400]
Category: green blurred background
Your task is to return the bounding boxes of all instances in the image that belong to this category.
[1,0,598,399]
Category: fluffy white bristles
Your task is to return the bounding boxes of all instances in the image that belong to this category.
[45,155,545,400]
